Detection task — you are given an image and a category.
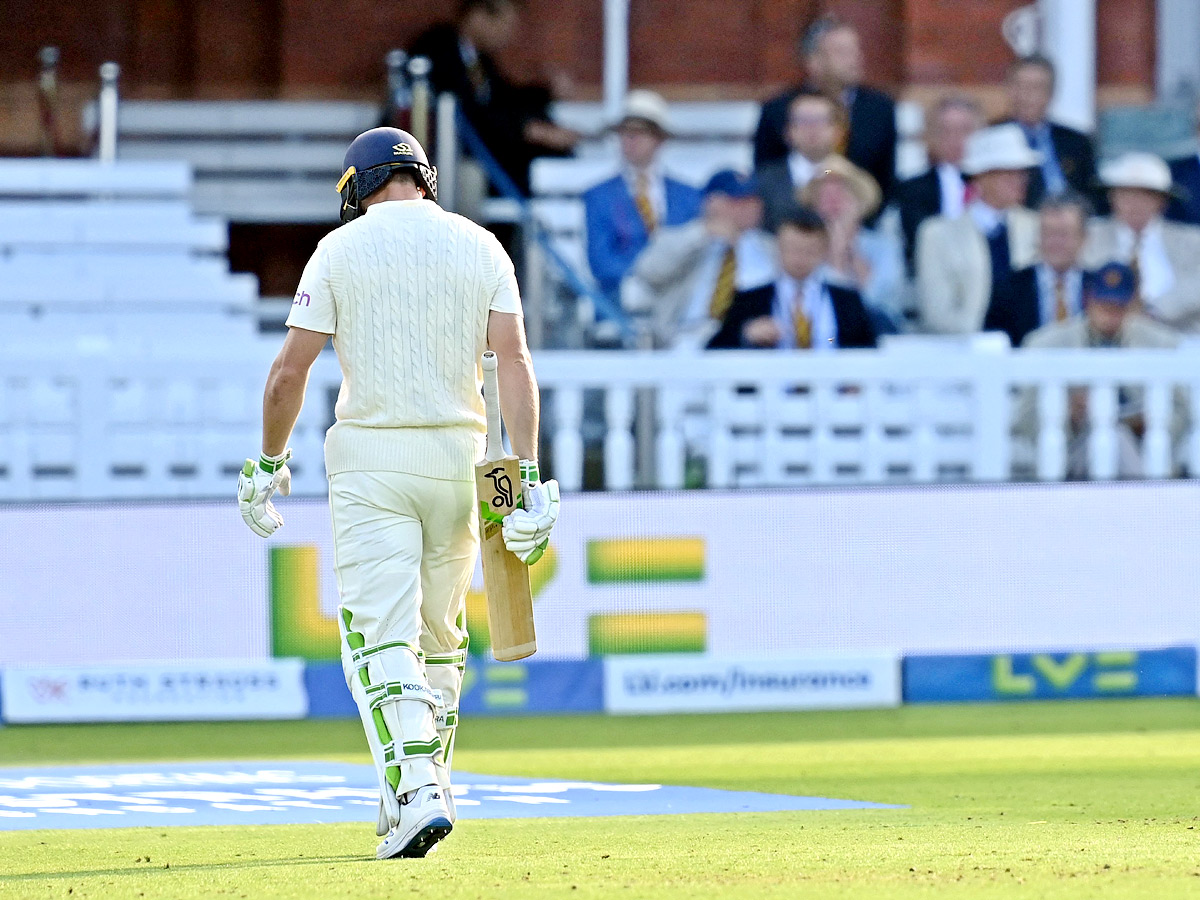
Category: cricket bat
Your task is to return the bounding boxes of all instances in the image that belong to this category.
[476,351,537,662]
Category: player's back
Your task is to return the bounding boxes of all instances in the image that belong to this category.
[312,199,521,481]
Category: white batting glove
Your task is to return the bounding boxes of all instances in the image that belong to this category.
[237,450,293,538]
[502,459,560,565]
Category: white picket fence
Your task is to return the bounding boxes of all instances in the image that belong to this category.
[0,346,1196,500]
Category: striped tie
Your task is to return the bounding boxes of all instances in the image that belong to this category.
[708,247,737,320]
[1054,274,1068,322]
[1130,234,1143,305]
[793,302,813,350]
[633,173,657,234]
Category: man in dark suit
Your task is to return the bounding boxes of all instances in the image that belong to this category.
[410,0,580,193]
[985,192,1089,347]
[709,208,876,350]
[1003,55,1097,210]
[895,96,983,273]
[754,89,841,232]
[1168,99,1200,225]
[753,17,897,207]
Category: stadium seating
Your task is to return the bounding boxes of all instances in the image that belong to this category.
[85,100,381,223]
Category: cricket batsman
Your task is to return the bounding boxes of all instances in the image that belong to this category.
[235,128,560,859]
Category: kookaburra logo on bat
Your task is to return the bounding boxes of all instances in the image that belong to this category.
[485,466,514,508]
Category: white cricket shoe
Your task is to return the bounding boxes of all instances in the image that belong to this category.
[376,785,453,860]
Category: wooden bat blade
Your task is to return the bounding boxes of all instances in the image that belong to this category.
[475,455,536,661]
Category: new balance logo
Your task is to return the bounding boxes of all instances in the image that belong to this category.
[393,142,412,156]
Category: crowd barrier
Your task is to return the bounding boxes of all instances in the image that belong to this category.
[4,345,1200,500]
[1,482,1198,723]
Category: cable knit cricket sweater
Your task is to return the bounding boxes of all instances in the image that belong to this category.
[285,199,523,481]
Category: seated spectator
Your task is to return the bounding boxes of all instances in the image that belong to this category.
[800,155,903,331]
[708,208,876,350]
[754,16,896,207]
[1015,263,1183,480]
[625,170,776,349]
[985,192,1090,347]
[1168,98,1200,226]
[1002,55,1097,209]
[411,0,580,194]
[1083,152,1200,331]
[896,96,984,272]
[756,90,841,232]
[583,90,702,311]
[916,124,1041,334]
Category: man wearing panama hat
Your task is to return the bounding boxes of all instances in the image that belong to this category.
[583,90,702,312]
[915,124,1041,333]
[801,154,904,329]
[1082,151,1200,332]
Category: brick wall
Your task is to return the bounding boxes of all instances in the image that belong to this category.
[0,0,1159,154]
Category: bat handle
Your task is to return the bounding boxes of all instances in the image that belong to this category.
[481,351,504,461]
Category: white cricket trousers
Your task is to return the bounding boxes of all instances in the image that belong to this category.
[330,470,476,652]
[329,470,477,798]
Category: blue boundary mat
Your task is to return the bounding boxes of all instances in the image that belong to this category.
[0,762,901,829]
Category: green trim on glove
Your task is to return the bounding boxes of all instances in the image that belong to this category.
[259,449,292,474]
[519,458,540,485]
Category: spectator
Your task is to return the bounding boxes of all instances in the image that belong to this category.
[800,154,903,331]
[1168,98,1200,226]
[915,124,1041,334]
[1003,55,1097,209]
[985,192,1090,347]
[625,170,776,349]
[583,90,702,311]
[753,16,897,206]
[1082,152,1200,332]
[1015,263,1184,480]
[708,208,876,350]
[756,90,842,232]
[410,0,580,194]
[896,96,984,272]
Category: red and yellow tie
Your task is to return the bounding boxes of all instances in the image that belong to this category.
[633,173,657,234]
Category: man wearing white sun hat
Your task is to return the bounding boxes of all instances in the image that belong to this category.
[1082,151,1200,332]
[915,123,1042,334]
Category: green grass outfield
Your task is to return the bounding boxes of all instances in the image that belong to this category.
[2,699,1200,899]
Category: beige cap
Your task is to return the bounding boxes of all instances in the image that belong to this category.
[802,154,882,217]
[1100,151,1174,194]
[615,89,670,135]
[961,124,1043,176]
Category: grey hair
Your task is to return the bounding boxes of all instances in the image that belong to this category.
[1039,190,1093,224]
[802,15,853,58]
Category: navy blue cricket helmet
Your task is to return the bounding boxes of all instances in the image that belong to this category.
[336,127,438,223]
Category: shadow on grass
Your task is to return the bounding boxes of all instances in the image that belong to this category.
[0,853,371,883]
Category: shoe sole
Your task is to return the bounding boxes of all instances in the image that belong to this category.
[378,817,453,860]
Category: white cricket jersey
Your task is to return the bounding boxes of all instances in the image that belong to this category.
[286,199,522,481]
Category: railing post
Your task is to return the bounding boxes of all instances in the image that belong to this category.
[1087,382,1119,480]
[1036,381,1068,480]
[408,56,432,150]
[551,386,584,492]
[435,93,458,214]
[655,386,686,490]
[97,62,120,163]
[1143,381,1172,479]
[604,387,636,490]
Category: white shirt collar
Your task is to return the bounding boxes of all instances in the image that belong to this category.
[936,163,966,218]
[787,152,819,188]
[968,199,1004,235]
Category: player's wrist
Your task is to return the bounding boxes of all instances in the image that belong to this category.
[519,459,541,485]
[260,448,293,474]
